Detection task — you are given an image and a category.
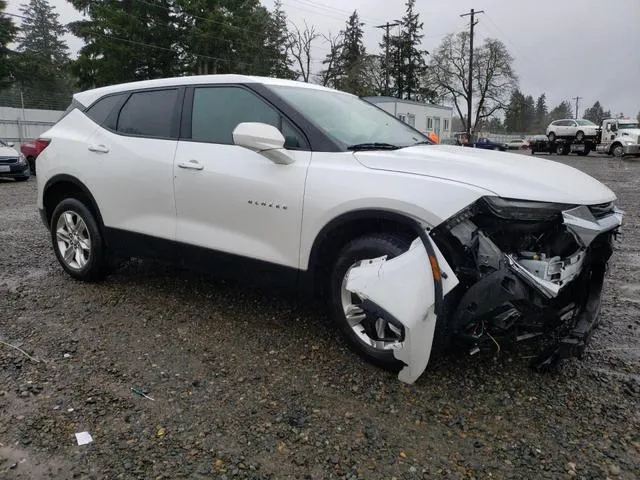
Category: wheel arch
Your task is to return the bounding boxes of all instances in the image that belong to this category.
[43,174,106,236]
[303,209,424,297]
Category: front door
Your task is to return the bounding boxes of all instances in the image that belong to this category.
[173,85,312,270]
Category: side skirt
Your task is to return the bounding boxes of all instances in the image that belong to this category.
[103,228,303,291]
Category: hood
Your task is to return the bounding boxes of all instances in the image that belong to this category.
[0,145,19,157]
[619,129,640,140]
[354,145,616,205]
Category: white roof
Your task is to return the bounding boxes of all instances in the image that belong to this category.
[74,74,343,106]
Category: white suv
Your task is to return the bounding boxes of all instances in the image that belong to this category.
[546,118,599,142]
[36,75,622,383]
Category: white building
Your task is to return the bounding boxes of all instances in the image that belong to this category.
[363,96,453,139]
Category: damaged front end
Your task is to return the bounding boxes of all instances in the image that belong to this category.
[346,196,622,384]
[433,197,623,370]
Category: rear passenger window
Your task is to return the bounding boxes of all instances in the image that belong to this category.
[190,86,307,149]
[117,89,178,138]
[85,94,125,129]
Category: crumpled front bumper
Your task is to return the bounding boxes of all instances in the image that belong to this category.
[345,204,623,384]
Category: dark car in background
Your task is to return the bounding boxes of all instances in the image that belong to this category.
[0,139,30,181]
[528,135,550,154]
[473,137,508,151]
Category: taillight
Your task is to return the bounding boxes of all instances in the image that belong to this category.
[35,138,51,156]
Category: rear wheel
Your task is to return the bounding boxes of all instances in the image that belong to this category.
[329,234,410,371]
[50,198,109,282]
[576,130,584,141]
[548,132,556,142]
[27,156,36,175]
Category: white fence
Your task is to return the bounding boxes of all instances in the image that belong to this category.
[0,107,63,146]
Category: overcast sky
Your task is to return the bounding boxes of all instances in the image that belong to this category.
[6,0,640,118]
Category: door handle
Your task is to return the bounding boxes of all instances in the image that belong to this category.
[88,144,110,153]
[177,159,204,171]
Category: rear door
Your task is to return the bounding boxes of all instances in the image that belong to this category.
[83,88,182,241]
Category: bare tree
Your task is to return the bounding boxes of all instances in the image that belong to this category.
[318,31,343,87]
[428,32,517,133]
[289,21,319,83]
[360,54,386,96]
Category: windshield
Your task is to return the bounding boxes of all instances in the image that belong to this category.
[576,119,597,126]
[619,122,639,129]
[269,85,429,149]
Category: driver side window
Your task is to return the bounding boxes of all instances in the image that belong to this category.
[189,86,308,150]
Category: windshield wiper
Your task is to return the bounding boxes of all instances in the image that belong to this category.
[347,142,400,151]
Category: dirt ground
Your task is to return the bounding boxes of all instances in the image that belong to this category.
[1,153,639,480]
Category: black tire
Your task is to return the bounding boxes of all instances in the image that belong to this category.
[555,143,565,155]
[547,132,556,142]
[27,157,36,175]
[50,198,109,282]
[329,234,410,372]
[611,143,624,158]
[577,149,590,157]
[576,130,584,142]
[14,176,29,182]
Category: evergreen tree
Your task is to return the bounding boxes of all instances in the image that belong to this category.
[534,94,548,132]
[583,101,611,125]
[504,89,525,132]
[523,95,535,132]
[11,0,72,108]
[336,11,367,95]
[548,101,573,121]
[391,0,427,100]
[266,0,295,79]
[69,0,180,88]
[0,0,17,89]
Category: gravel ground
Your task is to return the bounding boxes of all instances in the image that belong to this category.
[1,153,639,480]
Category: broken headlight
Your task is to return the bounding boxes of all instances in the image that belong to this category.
[482,197,575,222]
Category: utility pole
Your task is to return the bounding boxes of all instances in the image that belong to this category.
[572,96,582,119]
[460,8,484,137]
[375,21,400,96]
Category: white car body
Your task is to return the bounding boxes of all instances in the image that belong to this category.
[35,75,622,383]
[546,118,599,140]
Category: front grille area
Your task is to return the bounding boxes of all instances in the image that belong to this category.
[589,202,615,219]
[0,156,18,165]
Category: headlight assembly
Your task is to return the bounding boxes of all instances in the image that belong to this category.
[481,196,575,221]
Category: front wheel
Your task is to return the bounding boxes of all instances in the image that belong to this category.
[329,234,410,372]
[548,132,556,142]
[50,198,109,282]
[611,144,624,158]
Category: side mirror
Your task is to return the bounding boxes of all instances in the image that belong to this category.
[232,122,294,165]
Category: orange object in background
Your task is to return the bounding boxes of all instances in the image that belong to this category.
[427,131,439,144]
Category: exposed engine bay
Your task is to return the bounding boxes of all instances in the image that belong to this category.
[346,196,623,384]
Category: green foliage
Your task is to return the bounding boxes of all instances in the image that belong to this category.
[0,0,17,89]
[504,90,535,133]
[548,101,573,122]
[583,101,611,125]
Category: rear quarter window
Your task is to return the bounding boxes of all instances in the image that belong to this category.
[116,89,179,138]
[85,94,127,130]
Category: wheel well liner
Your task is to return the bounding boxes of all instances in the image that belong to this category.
[43,175,105,235]
[305,210,424,296]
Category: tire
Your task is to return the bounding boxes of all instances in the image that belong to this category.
[576,131,584,142]
[14,176,30,182]
[329,233,410,372]
[50,198,109,282]
[547,132,556,142]
[577,149,589,156]
[611,143,624,158]
[555,143,565,155]
[27,156,36,175]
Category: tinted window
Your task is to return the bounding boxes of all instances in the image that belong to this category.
[191,87,286,145]
[117,89,178,138]
[86,94,125,130]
